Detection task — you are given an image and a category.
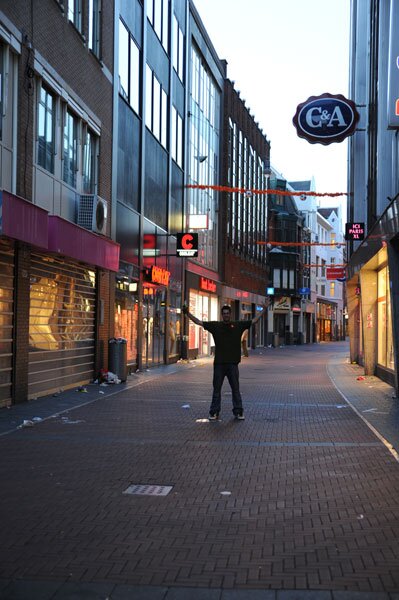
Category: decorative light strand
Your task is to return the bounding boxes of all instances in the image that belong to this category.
[257,241,345,247]
[186,184,349,197]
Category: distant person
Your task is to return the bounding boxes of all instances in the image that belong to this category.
[182,302,269,420]
[241,328,249,357]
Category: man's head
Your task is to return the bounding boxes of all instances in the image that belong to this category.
[221,304,232,323]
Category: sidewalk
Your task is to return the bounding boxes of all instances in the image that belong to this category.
[1,342,399,600]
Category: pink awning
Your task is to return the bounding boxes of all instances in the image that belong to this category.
[0,190,48,248]
[48,215,120,272]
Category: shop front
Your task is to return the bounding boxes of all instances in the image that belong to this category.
[186,272,219,359]
[316,300,337,342]
[115,262,140,369]
[0,191,120,404]
[142,265,171,367]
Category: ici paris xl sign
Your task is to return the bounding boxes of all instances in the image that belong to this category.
[292,93,359,145]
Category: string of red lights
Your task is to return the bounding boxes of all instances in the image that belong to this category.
[186,183,349,197]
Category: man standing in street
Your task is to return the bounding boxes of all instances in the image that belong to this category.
[182,302,269,421]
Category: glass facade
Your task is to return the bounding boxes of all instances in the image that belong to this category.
[188,45,220,270]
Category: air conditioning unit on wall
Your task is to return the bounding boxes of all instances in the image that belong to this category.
[77,195,108,235]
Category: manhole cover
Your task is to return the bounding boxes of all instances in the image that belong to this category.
[123,484,173,496]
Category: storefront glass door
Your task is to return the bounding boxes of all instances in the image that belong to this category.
[142,288,166,367]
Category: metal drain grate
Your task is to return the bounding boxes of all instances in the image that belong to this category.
[123,484,173,496]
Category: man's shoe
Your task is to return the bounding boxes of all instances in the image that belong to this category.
[208,413,219,421]
[235,413,245,420]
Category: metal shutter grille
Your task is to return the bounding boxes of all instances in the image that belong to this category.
[0,241,14,407]
[29,254,96,399]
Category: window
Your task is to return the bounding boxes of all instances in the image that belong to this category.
[118,19,140,114]
[82,128,97,194]
[37,86,55,173]
[63,109,78,188]
[88,0,101,57]
[146,65,168,149]
[0,44,5,141]
[330,282,335,297]
[171,105,183,167]
[68,0,82,33]
[321,284,325,296]
[147,0,169,51]
[172,15,184,81]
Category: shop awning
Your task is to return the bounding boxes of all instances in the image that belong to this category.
[0,190,48,248]
[48,216,120,272]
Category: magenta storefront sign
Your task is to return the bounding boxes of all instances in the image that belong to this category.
[0,190,48,248]
[48,216,120,272]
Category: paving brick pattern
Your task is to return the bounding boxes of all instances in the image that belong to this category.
[1,343,399,598]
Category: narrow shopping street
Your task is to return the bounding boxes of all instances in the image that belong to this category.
[0,342,399,599]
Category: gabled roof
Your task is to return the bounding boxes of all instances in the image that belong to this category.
[289,180,312,191]
[318,207,338,219]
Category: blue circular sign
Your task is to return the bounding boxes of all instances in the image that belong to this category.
[293,93,360,145]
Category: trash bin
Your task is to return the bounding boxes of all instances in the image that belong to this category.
[108,337,127,382]
[272,333,279,348]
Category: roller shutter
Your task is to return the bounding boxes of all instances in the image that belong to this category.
[0,240,14,407]
[29,254,96,399]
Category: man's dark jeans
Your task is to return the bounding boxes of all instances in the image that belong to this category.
[209,363,243,416]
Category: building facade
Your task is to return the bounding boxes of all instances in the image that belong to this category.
[347,0,399,392]
[0,1,119,406]
[220,79,270,350]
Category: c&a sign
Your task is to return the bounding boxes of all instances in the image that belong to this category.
[293,93,359,145]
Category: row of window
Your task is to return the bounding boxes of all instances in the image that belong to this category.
[227,119,268,263]
[118,18,184,168]
[37,85,97,193]
[64,0,101,58]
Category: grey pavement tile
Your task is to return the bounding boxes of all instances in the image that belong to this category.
[165,587,221,599]
[0,580,62,599]
[111,584,168,599]
[278,592,332,600]
[332,593,390,600]
[52,581,115,599]
[221,589,276,599]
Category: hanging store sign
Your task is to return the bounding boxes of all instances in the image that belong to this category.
[345,222,365,241]
[326,267,346,280]
[176,233,198,257]
[293,93,359,145]
[144,266,170,286]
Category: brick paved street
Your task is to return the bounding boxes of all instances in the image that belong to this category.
[1,342,399,599]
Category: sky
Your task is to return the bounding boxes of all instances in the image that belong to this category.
[193,0,350,210]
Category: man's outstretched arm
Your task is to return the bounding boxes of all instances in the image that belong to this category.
[251,299,270,326]
[182,304,204,327]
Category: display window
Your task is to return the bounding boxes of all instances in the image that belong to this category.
[115,280,139,364]
[377,266,394,370]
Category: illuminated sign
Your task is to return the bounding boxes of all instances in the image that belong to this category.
[200,277,217,293]
[143,233,159,257]
[176,233,198,257]
[144,266,170,286]
[345,222,365,241]
[326,267,346,280]
[293,93,359,145]
[388,0,399,127]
